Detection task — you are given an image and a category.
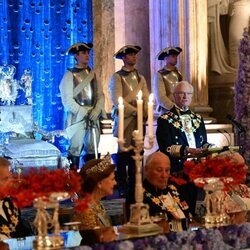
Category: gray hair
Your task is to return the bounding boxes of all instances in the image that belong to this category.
[145,151,170,170]
[173,81,194,94]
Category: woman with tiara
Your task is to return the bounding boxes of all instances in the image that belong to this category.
[73,154,117,230]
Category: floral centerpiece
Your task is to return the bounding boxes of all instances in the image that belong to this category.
[0,168,84,208]
[0,167,89,249]
[176,155,248,227]
[183,156,247,189]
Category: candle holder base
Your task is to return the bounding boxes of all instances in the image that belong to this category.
[122,203,163,236]
[33,235,64,250]
[122,223,163,236]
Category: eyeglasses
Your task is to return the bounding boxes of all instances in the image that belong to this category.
[175,92,193,97]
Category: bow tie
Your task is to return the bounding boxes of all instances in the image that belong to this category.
[179,110,191,115]
[175,106,191,115]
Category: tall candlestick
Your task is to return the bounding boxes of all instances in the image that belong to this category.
[137,90,143,138]
[117,94,158,235]
[118,97,124,141]
[148,93,154,138]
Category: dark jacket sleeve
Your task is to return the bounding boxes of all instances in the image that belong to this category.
[156,117,186,157]
[196,117,208,148]
[156,116,187,173]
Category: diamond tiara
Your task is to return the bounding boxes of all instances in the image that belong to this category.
[86,153,112,175]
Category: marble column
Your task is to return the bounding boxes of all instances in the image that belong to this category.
[149,0,213,117]
[149,0,180,88]
[114,0,151,87]
[181,0,212,116]
[93,0,115,112]
[114,0,126,72]
[93,0,150,112]
[123,0,150,90]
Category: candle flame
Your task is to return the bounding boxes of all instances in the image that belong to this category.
[137,90,142,100]
[118,96,123,105]
[149,93,154,102]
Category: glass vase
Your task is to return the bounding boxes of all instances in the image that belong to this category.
[195,177,230,228]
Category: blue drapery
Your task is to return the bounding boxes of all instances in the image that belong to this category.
[0,0,93,130]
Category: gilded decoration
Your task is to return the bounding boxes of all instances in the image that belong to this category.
[145,184,189,217]
[161,111,202,133]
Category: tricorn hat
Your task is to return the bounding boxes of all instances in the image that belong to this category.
[114,45,141,59]
[66,42,93,55]
[157,47,182,60]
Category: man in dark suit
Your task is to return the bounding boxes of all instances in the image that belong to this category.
[0,157,31,239]
[156,81,210,214]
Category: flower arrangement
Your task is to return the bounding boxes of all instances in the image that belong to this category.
[183,156,247,188]
[0,167,88,210]
[101,223,250,249]
[234,27,250,165]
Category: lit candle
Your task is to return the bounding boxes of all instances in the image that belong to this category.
[148,93,154,138]
[137,90,143,138]
[118,97,124,141]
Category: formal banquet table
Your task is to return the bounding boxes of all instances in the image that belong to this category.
[2,222,250,250]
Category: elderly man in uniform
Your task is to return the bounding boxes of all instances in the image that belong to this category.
[126,152,192,231]
[109,45,149,197]
[60,42,105,170]
[153,47,183,115]
[156,81,210,214]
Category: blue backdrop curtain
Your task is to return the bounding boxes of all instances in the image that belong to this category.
[0,0,93,131]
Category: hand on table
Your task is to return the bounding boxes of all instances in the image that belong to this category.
[186,147,208,156]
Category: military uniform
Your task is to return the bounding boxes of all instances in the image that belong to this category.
[156,106,209,173]
[154,67,183,115]
[0,198,28,239]
[126,179,191,231]
[60,43,105,168]
[110,67,149,147]
[110,65,149,196]
[153,46,183,115]
[156,106,209,214]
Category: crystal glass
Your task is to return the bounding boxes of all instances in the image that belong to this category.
[33,192,69,249]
